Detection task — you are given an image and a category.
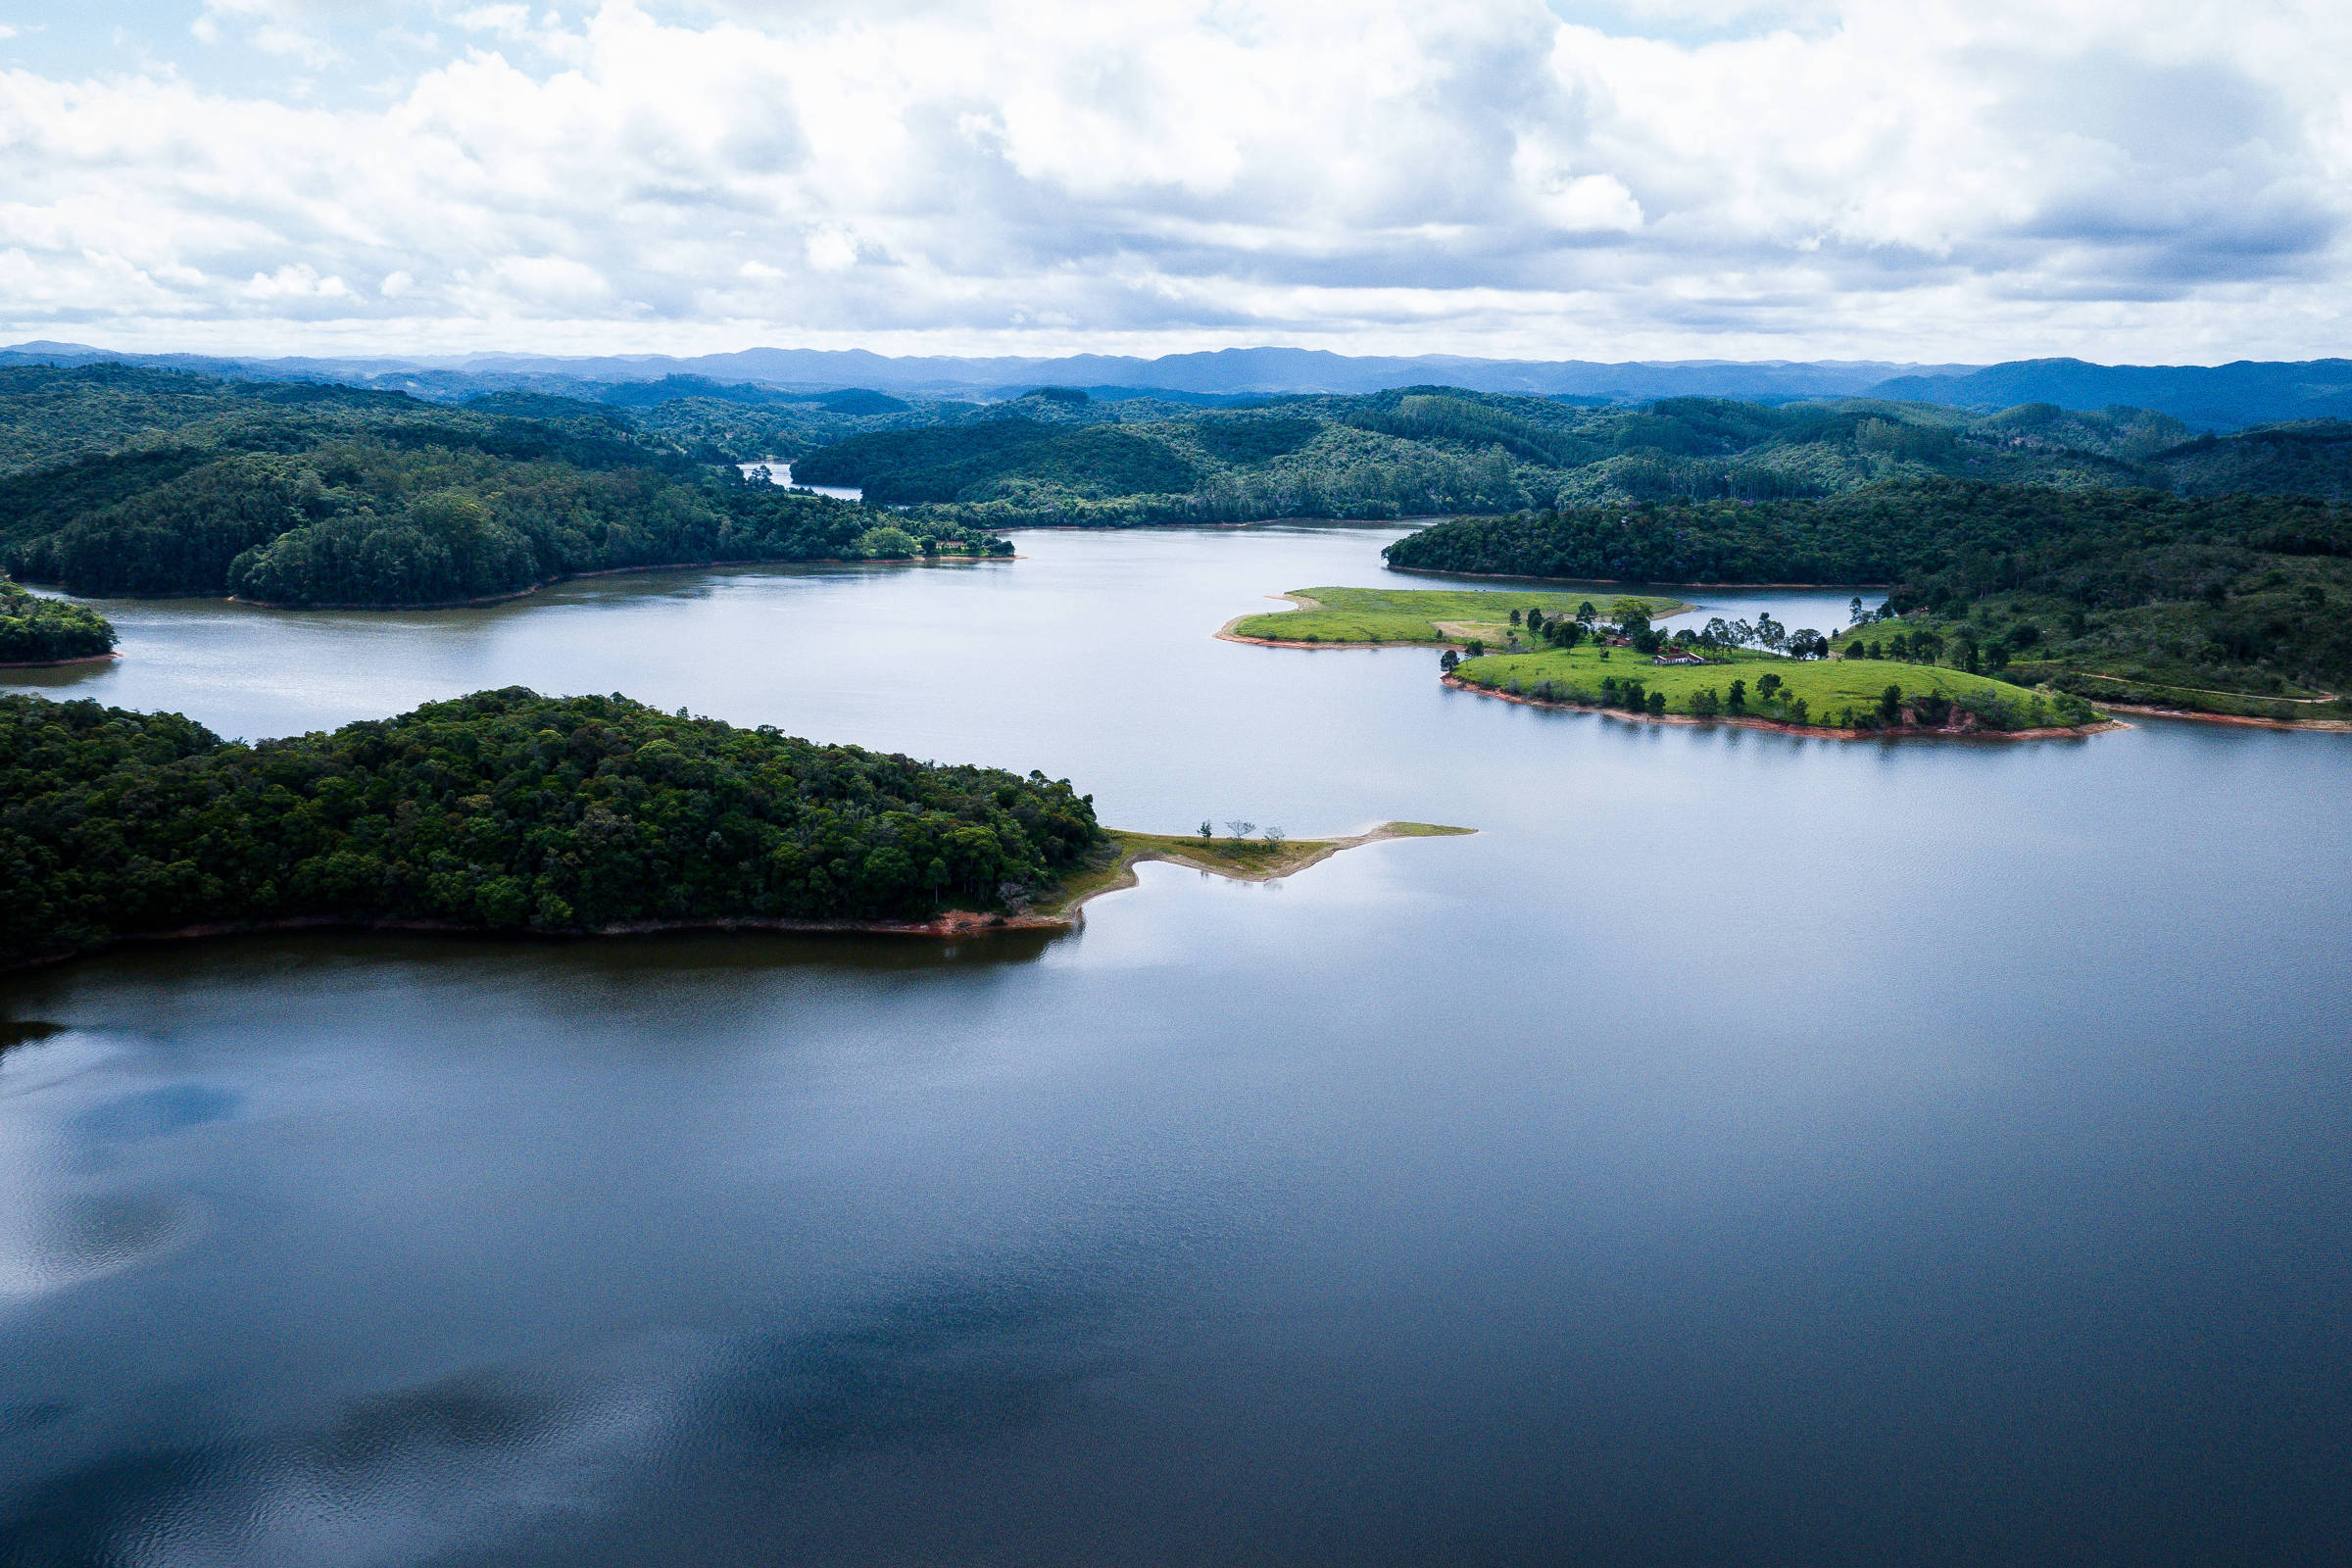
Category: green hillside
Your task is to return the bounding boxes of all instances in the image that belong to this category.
[1388,482,2352,720]
[0,366,1008,608]
[791,385,2352,529]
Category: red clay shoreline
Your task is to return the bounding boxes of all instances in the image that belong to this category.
[0,908,1077,973]
[0,650,120,669]
[2090,702,2352,733]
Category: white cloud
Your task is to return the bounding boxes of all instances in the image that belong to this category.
[244,263,351,299]
[1,0,2346,360]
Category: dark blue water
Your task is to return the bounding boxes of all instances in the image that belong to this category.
[4,526,2348,1565]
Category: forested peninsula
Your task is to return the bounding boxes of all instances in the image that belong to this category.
[0,688,1102,968]
[0,574,115,664]
[0,366,1007,609]
[1386,481,2352,722]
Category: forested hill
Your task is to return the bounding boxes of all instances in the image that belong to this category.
[0,366,1005,607]
[1384,481,2352,715]
[791,386,2352,529]
[0,688,1103,968]
[0,574,115,663]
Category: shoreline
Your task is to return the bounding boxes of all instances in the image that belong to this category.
[0,650,120,669]
[2,823,1471,973]
[1214,593,1440,651]
[1441,673,2125,741]
[1043,822,1472,913]
[221,553,1011,612]
[2089,701,2352,733]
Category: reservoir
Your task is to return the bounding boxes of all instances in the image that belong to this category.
[3,525,2348,1564]
[736,459,864,503]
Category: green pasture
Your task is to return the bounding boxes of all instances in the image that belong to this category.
[1227,585,1690,646]
[1454,645,2087,729]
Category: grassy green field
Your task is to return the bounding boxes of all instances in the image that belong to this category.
[1226,585,1690,646]
[1830,599,2350,722]
[1454,645,2097,731]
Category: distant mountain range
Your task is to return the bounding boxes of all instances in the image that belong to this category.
[6,340,2349,430]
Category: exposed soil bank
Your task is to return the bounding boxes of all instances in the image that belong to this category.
[1443,674,2123,741]
[0,651,119,669]
[2092,702,2352,733]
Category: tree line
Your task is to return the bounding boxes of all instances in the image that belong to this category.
[0,368,1009,608]
[0,688,1104,969]
[0,574,115,663]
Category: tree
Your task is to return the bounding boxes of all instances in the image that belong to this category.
[1879,683,1903,722]
[1261,826,1288,847]
[1440,649,1460,672]
[1849,595,1865,626]
[1755,671,1783,698]
[1645,691,1666,716]
[1727,678,1746,710]
[1199,820,1213,839]
[1225,820,1255,842]
[1576,602,1597,626]
[1526,607,1544,633]
[1509,608,1522,627]
[1465,638,1486,657]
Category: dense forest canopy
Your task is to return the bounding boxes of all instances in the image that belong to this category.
[1385,480,2352,712]
[788,382,2352,528]
[0,688,1103,969]
[0,573,115,663]
[7,362,2348,613]
[0,366,1008,607]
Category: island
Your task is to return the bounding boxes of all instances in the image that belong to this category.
[0,688,1465,969]
[0,574,116,665]
[1221,585,1689,648]
[1384,480,2352,727]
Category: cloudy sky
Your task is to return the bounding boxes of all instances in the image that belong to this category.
[2,0,2346,363]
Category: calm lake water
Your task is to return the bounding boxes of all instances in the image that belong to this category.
[736,459,863,503]
[4,526,2349,1566]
